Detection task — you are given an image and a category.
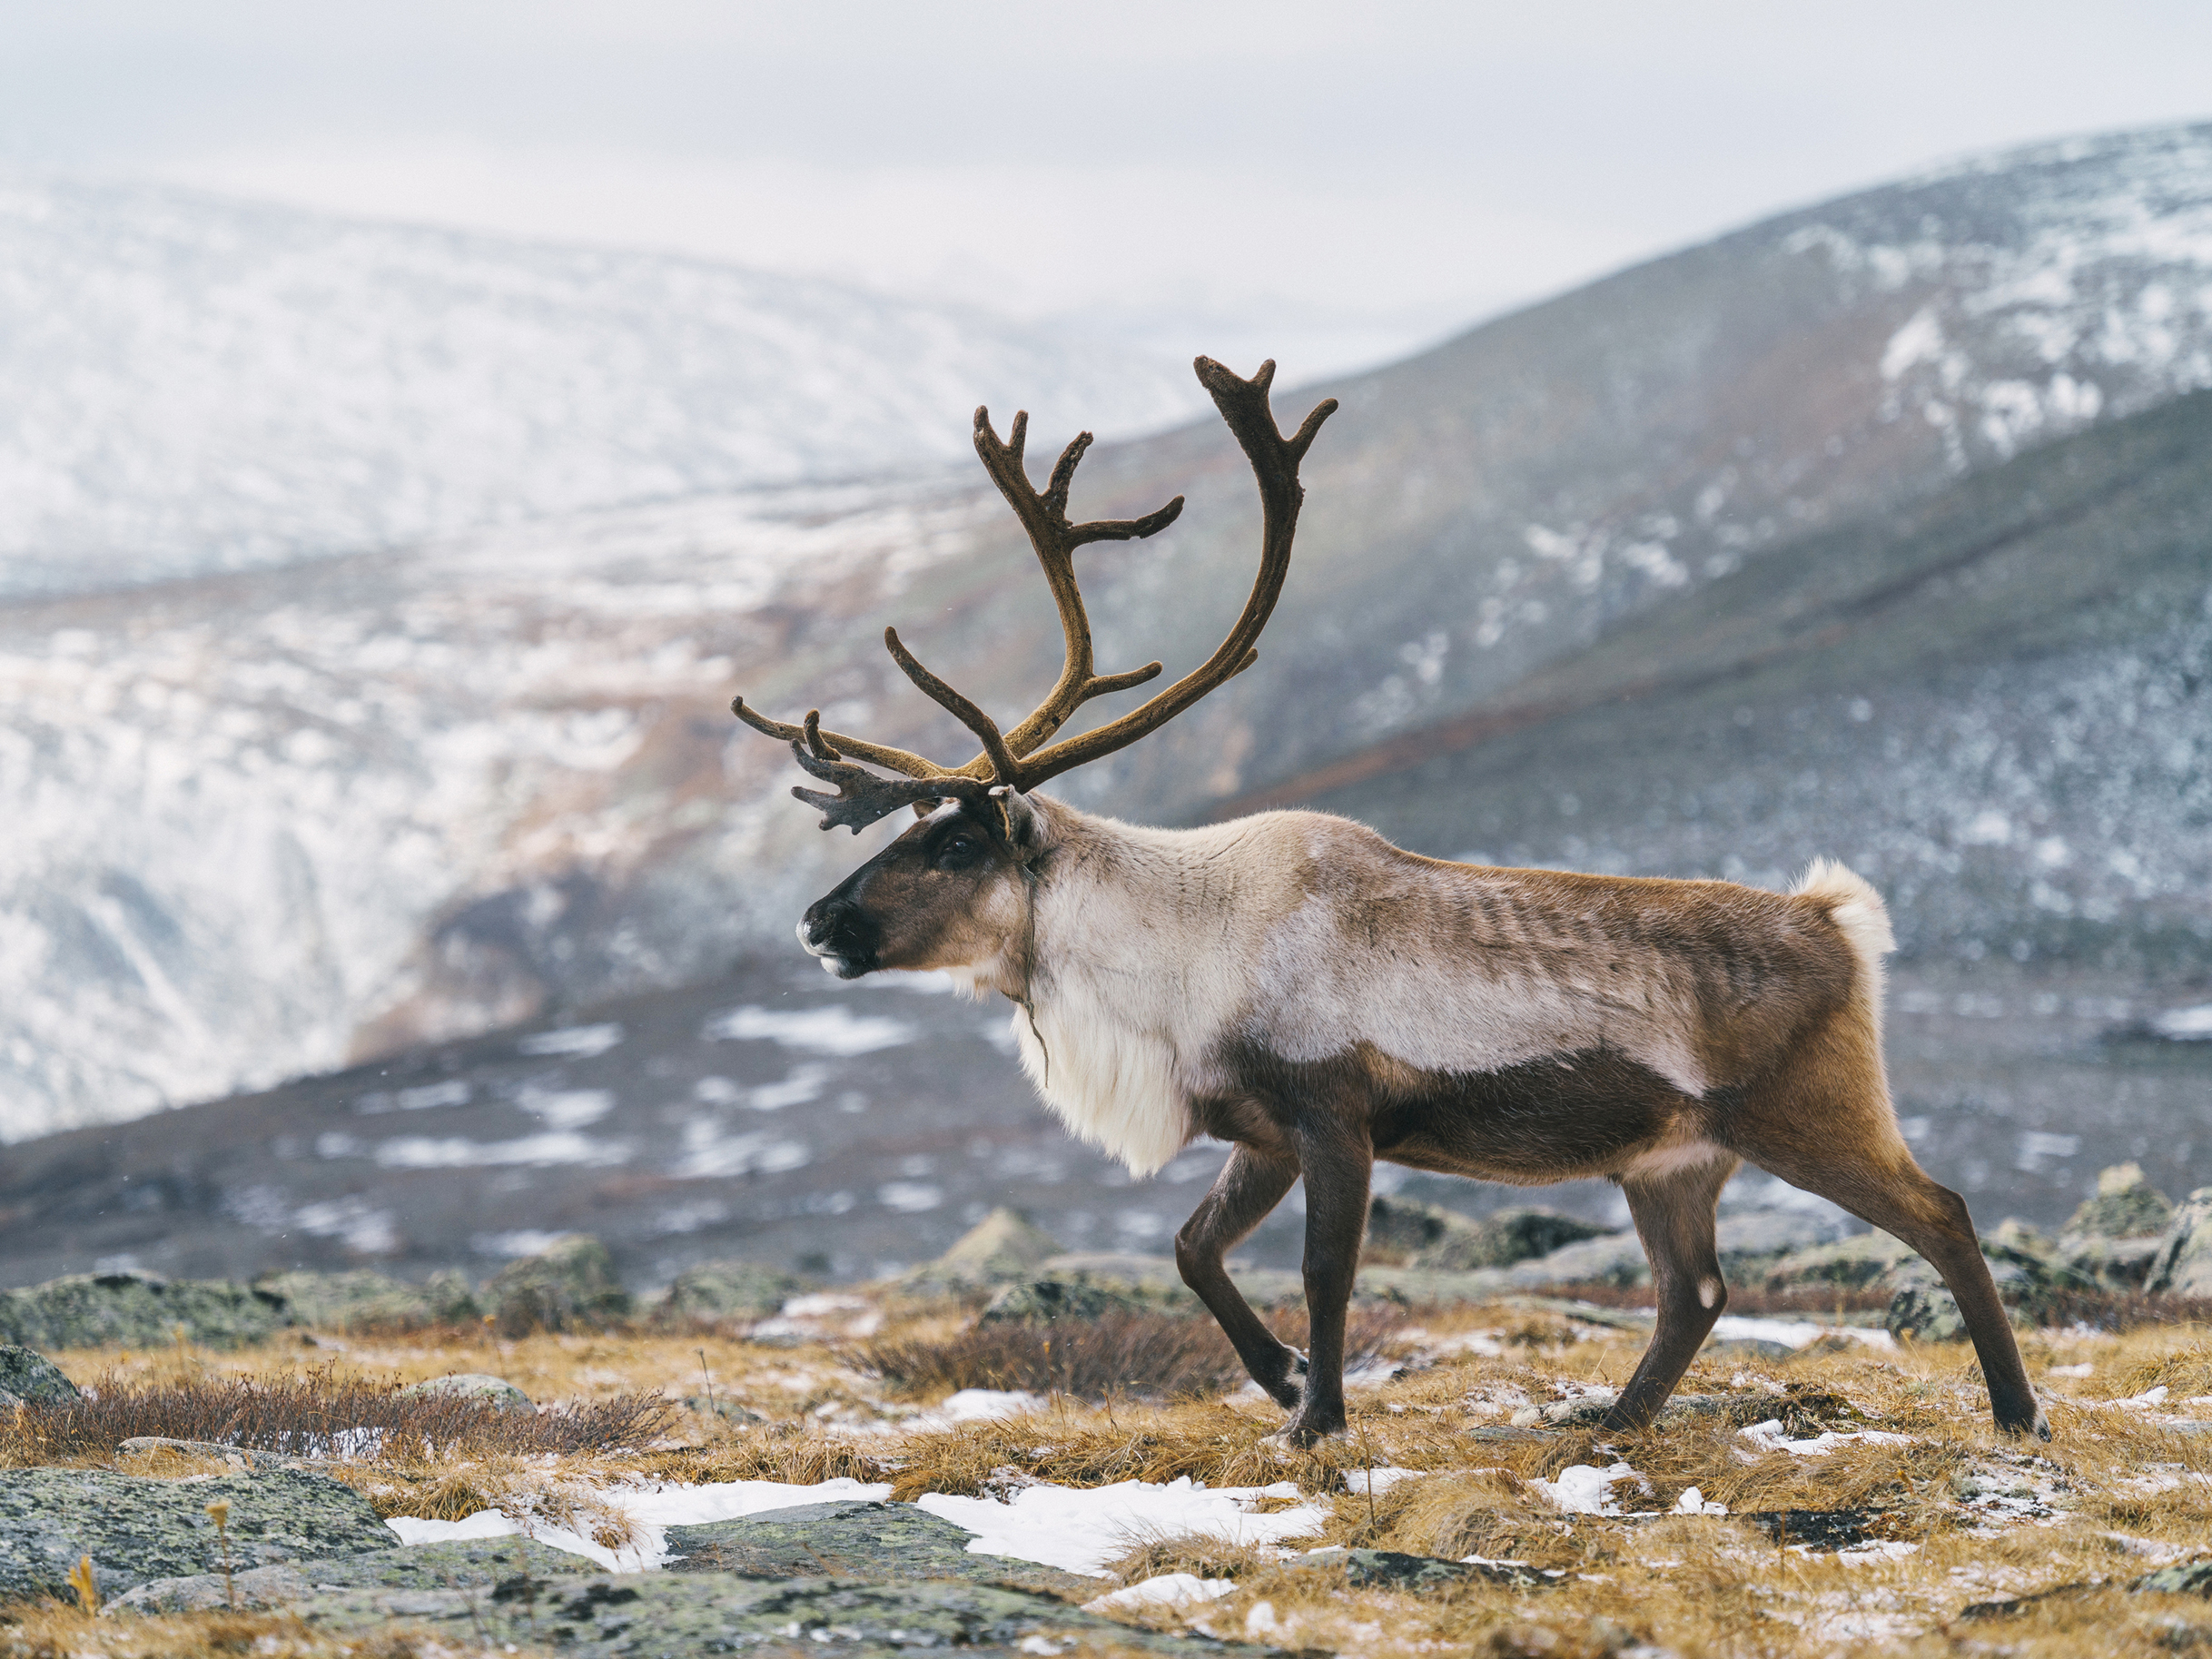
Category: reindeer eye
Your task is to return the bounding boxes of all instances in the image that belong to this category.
[935,834,985,870]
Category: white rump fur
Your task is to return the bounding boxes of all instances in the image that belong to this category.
[1793,857,1895,1032]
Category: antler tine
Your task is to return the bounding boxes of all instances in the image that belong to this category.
[787,740,988,834]
[882,627,1021,785]
[1003,356,1337,791]
[969,406,1183,765]
[730,696,951,783]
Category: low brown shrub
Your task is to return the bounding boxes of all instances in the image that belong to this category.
[0,1368,674,1466]
[844,1307,1406,1403]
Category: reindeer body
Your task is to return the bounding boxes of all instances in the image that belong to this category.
[997,798,1862,1181]
[738,355,2047,1444]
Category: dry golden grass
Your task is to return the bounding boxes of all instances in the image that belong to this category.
[0,1600,548,1659]
[15,1299,2212,1656]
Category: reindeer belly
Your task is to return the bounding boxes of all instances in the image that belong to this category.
[1368,1047,1696,1184]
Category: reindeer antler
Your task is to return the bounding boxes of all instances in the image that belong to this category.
[731,356,1337,828]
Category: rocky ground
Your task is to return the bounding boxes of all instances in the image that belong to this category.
[2,1175,2212,1656]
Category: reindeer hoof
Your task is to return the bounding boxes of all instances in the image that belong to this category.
[1266,1410,1347,1450]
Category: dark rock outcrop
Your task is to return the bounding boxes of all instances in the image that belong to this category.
[658,1261,805,1324]
[0,1345,78,1405]
[487,1235,631,1333]
[0,1466,391,1605]
[662,1498,1090,1596]
[255,1270,435,1333]
[0,1272,291,1352]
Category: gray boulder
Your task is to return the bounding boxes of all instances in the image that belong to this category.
[254,1270,434,1334]
[0,1272,291,1352]
[2065,1162,2174,1240]
[0,1466,391,1604]
[2147,1187,2212,1298]
[978,1279,1150,1325]
[1885,1254,2045,1342]
[1885,1260,1969,1343]
[232,1567,1237,1657]
[907,1210,1064,1293]
[662,1498,1088,1595]
[485,1234,631,1333]
[422,1268,481,1325]
[0,1345,79,1404]
[1365,1196,1606,1271]
[658,1260,805,1324]
[398,1374,534,1414]
[114,1536,595,1614]
[1504,1229,1649,1289]
[1714,1210,1850,1273]
[1762,1231,1919,1292]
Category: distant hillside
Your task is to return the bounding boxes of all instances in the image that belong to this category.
[0,180,1198,597]
[3,123,2210,1141]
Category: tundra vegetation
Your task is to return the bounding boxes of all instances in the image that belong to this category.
[2,1189,2211,1657]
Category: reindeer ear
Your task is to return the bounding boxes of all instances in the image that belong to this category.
[988,785,1041,852]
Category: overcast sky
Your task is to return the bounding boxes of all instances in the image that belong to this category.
[5,2,2209,373]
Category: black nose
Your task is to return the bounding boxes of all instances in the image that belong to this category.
[801,896,879,973]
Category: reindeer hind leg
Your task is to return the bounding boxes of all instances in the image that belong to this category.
[1604,1150,1739,1431]
[1721,1007,2048,1438]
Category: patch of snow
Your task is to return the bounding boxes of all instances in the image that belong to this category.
[1672,1486,1728,1516]
[1836,1541,1921,1565]
[1709,1316,1896,1350]
[515,1087,617,1131]
[1738,1419,1916,1457]
[1531,1462,1649,1516]
[916,1477,1330,1576]
[1343,1466,1426,1496]
[2098,1385,2170,1409]
[2151,1004,2212,1039]
[374,1131,631,1169]
[701,1004,916,1055]
[517,1022,624,1059]
[384,1476,896,1573]
[1081,1574,1239,1615]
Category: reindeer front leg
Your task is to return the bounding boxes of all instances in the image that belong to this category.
[1176,1145,1304,1407]
[1278,1121,1372,1446]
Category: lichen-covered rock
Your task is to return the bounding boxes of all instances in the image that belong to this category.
[1502,1230,1651,1289]
[1884,1253,2044,1342]
[485,1234,630,1333]
[398,1373,533,1414]
[978,1279,1150,1325]
[658,1260,805,1323]
[1713,1210,1850,1272]
[0,1272,292,1352]
[1296,1545,1526,1590]
[1365,1197,1606,1271]
[2147,1187,2212,1298]
[1885,1260,1969,1342]
[281,1570,1249,1657]
[255,1270,433,1333]
[1762,1231,1919,1292]
[0,1345,78,1404]
[910,1210,1064,1291]
[662,1498,1090,1595]
[111,1537,595,1615]
[423,1269,480,1324]
[0,1466,392,1605]
[2066,1161,2175,1240]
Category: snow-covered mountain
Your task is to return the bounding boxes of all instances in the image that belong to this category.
[5,123,2212,1146]
[0,180,1200,598]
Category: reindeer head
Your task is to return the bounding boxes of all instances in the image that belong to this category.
[733,356,1336,984]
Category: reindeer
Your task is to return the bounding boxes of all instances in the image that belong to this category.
[731,357,2047,1446]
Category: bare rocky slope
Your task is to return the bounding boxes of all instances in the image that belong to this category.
[3,123,2209,1156]
[0,178,1198,598]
